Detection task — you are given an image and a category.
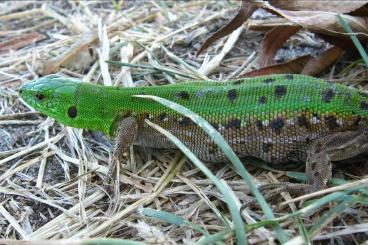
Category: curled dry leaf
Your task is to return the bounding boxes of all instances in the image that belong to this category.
[302,46,344,76]
[269,0,368,13]
[259,26,300,67]
[257,3,368,38]
[196,0,257,55]
[35,33,97,75]
[242,55,312,77]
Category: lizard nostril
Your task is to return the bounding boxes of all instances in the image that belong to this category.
[35,93,45,101]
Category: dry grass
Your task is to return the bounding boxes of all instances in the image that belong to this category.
[1,1,368,244]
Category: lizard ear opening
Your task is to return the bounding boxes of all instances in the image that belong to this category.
[67,105,78,118]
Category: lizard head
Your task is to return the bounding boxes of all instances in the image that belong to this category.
[19,74,80,126]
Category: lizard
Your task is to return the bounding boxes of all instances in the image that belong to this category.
[19,74,368,194]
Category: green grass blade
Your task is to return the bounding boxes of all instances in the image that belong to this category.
[134,94,288,243]
[288,191,354,218]
[140,208,209,235]
[337,14,368,67]
[144,119,246,244]
[308,199,354,238]
[195,229,231,245]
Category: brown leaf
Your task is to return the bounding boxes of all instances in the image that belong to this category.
[259,26,300,67]
[349,4,368,16]
[0,32,47,52]
[317,33,357,53]
[269,0,368,13]
[36,32,97,75]
[257,3,368,37]
[242,55,312,77]
[302,46,343,76]
[197,0,257,55]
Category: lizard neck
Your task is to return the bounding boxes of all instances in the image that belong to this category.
[72,83,138,135]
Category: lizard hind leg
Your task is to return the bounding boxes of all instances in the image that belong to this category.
[253,130,368,201]
[306,129,368,192]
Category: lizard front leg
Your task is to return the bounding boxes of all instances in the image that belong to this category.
[259,130,368,196]
[105,116,138,181]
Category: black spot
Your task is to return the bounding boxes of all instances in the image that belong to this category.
[82,66,91,74]
[179,117,191,126]
[233,80,243,85]
[306,137,311,143]
[274,85,287,99]
[177,91,190,100]
[360,101,368,110]
[315,142,323,154]
[325,115,339,130]
[159,113,167,121]
[256,120,263,130]
[297,115,310,129]
[258,96,267,104]
[227,89,237,102]
[124,111,132,118]
[263,143,272,153]
[314,172,320,177]
[35,93,45,101]
[144,113,150,119]
[310,162,316,171]
[354,116,361,126]
[321,88,335,103]
[226,118,241,129]
[359,91,368,98]
[270,118,284,134]
[88,47,94,56]
[284,74,293,80]
[312,112,320,120]
[210,122,219,130]
[208,144,218,154]
[67,106,77,118]
[344,92,353,104]
[263,78,276,84]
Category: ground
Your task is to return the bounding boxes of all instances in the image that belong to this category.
[0,1,368,244]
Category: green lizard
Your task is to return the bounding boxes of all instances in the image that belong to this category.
[19,74,368,194]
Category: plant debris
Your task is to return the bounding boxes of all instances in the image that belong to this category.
[0,1,368,244]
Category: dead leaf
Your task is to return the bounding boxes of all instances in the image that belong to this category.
[269,0,368,13]
[302,46,343,75]
[257,3,368,37]
[350,5,368,16]
[0,32,47,52]
[259,26,300,67]
[36,32,97,75]
[246,17,298,32]
[197,0,256,55]
[317,33,357,53]
[242,55,312,77]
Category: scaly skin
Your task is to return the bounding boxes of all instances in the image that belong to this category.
[20,74,368,164]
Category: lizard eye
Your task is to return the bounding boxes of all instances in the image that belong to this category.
[35,93,45,101]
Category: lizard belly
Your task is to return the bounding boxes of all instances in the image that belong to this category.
[133,120,331,163]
